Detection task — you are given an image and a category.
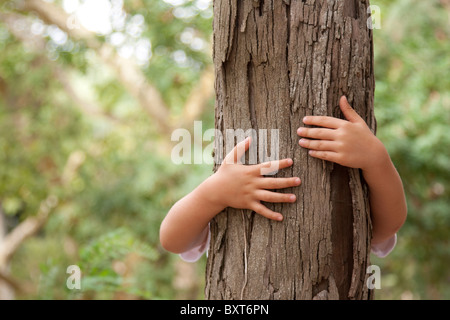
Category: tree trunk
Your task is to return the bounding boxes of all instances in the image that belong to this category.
[206,0,375,300]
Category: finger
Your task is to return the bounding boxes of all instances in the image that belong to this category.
[251,202,283,221]
[340,96,364,124]
[299,139,337,151]
[256,190,296,203]
[302,115,347,129]
[224,136,251,164]
[257,176,301,189]
[254,158,293,176]
[308,150,340,163]
[297,127,336,140]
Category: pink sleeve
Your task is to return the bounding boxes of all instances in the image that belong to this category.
[179,226,211,263]
[180,227,397,261]
[371,234,397,258]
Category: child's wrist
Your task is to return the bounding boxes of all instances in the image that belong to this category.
[362,142,391,177]
[198,173,227,213]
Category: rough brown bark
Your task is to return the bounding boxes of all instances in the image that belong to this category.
[206,0,375,300]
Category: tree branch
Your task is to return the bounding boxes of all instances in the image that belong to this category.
[0,195,58,267]
[19,0,173,135]
[0,267,30,295]
[0,12,122,126]
[52,66,123,125]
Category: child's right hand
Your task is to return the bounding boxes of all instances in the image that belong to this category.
[210,137,301,221]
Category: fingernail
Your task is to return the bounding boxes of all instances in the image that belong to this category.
[295,177,301,184]
[277,215,284,221]
[297,127,303,134]
[287,158,293,165]
[290,195,296,201]
[303,116,310,123]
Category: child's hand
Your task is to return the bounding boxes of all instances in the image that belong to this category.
[297,96,388,172]
[212,137,301,221]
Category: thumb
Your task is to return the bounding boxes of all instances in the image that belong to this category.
[225,136,251,164]
[340,96,363,123]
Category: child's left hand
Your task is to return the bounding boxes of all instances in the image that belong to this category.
[297,96,388,172]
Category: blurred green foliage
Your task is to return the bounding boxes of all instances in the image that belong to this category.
[0,0,448,300]
[371,0,450,300]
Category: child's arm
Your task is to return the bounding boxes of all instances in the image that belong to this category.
[159,137,301,254]
[297,96,407,245]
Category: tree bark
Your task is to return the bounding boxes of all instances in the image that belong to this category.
[206,0,375,300]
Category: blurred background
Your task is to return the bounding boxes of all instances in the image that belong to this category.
[0,0,448,300]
